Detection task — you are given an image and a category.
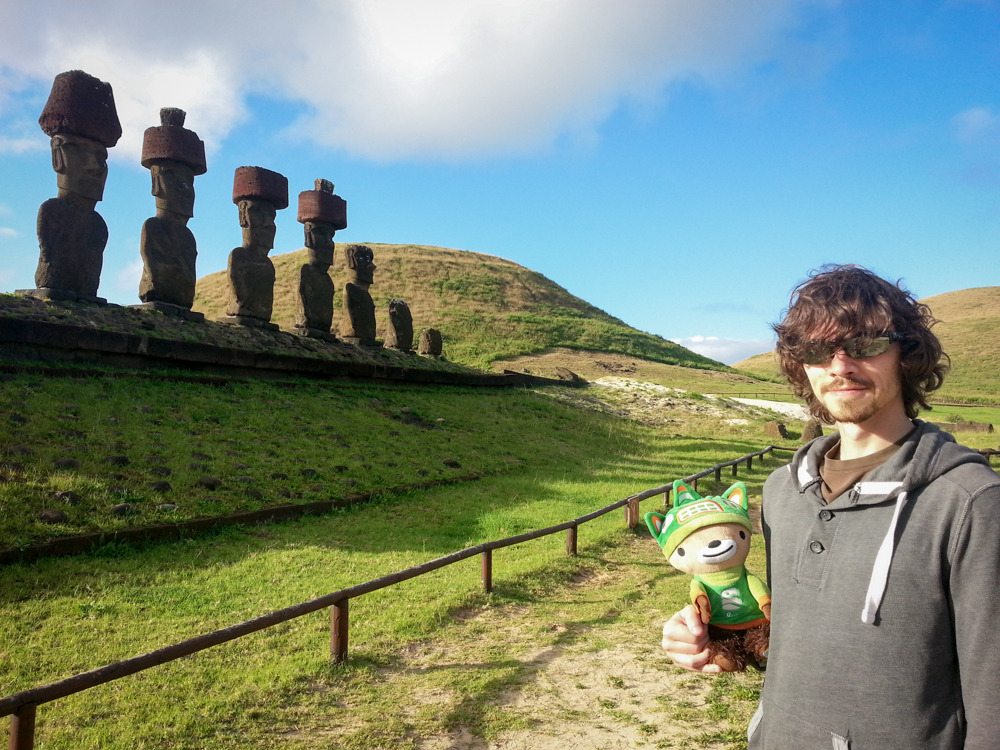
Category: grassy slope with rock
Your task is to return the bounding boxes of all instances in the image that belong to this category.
[733,286,1000,405]
[193,243,726,372]
[0,363,795,749]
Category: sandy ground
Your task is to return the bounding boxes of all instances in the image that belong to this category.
[729,398,809,421]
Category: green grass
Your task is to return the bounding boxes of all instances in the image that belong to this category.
[0,383,783,748]
[194,244,727,371]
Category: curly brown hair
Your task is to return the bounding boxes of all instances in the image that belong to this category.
[773,265,947,422]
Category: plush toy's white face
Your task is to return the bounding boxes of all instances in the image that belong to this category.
[668,522,751,576]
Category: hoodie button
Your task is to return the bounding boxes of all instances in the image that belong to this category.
[819,510,833,521]
[809,541,824,554]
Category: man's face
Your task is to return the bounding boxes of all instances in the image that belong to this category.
[803,337,903,425]
[152,162,195,217]
[349,247,376,284]
[53,135,109,201]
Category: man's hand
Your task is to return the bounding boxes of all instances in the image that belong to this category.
[661,605,722,673]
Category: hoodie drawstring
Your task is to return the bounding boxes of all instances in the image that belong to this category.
[860,485,906,625]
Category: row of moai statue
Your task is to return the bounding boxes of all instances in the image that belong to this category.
[17,69,444,355]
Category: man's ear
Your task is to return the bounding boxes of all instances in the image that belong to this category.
[51,137,67,174]
[150,168,164,198]
[723,482,748,511]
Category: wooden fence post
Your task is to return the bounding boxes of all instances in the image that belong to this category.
[481,550,493,593]
[746,456,753,470]
[8,703,36,750]
[714,467,722,482]
[731,462,738,477]
[566,525,578,556]
[331,600,349,664]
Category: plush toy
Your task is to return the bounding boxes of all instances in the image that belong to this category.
[646,479,770,672]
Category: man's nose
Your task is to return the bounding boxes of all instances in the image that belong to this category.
[827,349,858,374]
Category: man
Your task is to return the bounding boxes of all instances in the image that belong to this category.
[661,265,1000,749]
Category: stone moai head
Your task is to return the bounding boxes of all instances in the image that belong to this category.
[233,166,288,255]
[141,108,207,219]
[418,328,443,357]
[39,70,121,203]
[297,178,347,270]
[344,244,376,287]
[386,299,414,350]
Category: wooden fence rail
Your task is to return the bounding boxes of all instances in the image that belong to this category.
[2,444,795,749]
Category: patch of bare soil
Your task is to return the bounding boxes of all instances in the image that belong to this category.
[491,348,764,388]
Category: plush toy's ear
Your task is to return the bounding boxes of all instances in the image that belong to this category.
[644,512,666,542]
[672,479,700,507]
[723,481,749,511]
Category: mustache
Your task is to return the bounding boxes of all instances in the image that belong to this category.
[821,377,872,394]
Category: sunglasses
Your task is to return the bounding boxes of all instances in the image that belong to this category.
[797,332,905,365]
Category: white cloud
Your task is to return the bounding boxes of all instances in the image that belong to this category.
[0,134,46,154]
[0,227,18,238]
[0,0,816,162]
[953,107,1000,145]
[671,336,774,366]
[111,258,143,299]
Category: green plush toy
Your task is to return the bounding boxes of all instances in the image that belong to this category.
[645,479,770,672]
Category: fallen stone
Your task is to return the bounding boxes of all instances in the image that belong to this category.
[801,420,824,442]
[156,503,179,512]
[54,490,82,505]
[5,446,33,456]
[234,462,249,470]
[9,414,28,424]
[150,466,172,477]
[54,456,80,470]
[268,472,288,480]
[245,489,263,500]
[189,462,207,471]
[300,468,317,477]
[443,459,461,469]
[191,452,212,460]
[105,455,129,466]
[764,422,789,440]
[346,479,358,487]
[234,475,252,483]
[111,503,134,517]
[150,480,172,493]
[39,509,68,524]
[198,476,222,489]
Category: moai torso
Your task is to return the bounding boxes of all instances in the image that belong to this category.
[342,283,377,340]
[36,197,108,296]
[296,263,335,332]
[226,246,275,320]
[139,217,197,307]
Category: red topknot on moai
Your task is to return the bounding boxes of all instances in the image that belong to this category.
[22,70,121,303]
[294,178,347,339]
[224,166,288,330]
[136,107,207,319]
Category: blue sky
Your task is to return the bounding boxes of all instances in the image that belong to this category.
[0,0,997,364]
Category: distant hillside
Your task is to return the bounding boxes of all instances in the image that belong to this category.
[732,287,1000,404]
[193,243,726,371]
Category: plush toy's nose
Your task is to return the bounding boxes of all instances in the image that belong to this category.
[708,540,721,548]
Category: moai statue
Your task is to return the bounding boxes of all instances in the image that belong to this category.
[339,244,378,346]
[384,299,413,352]
[418,328,443,357]
[294,179,347,340]
[224,166,288,330]
[136,108,207,320]
[20,71,121,304]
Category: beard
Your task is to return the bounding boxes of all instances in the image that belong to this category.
[819,377,881,424]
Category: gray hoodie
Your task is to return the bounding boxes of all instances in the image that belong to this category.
[749,420,1000,750]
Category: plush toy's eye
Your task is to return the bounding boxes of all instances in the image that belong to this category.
[676,547,685,556]
[740,531,746,540]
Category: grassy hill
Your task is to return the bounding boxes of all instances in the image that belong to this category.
[193,244,725,371]
[732,286,1000,404]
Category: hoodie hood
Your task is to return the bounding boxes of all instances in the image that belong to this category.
[789,419,987,501]
[787,419,990,624]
